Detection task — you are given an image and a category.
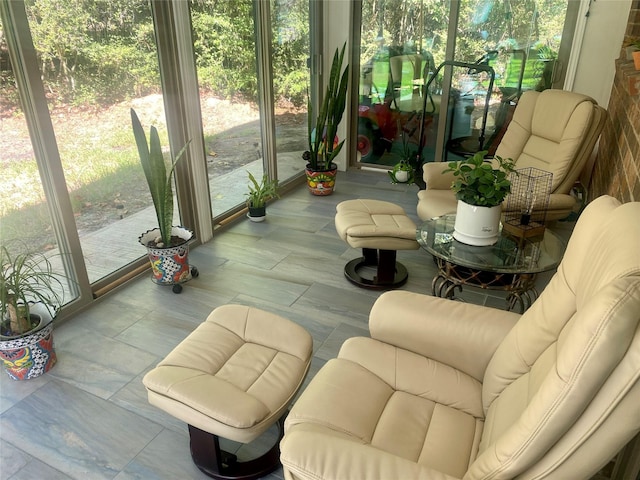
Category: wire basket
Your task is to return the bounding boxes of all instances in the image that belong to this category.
[503,167,552,239]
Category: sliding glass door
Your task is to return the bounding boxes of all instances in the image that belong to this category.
[441,0,571,162]
[356,0,575,169]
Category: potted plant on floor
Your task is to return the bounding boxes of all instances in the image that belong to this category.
[0,246,65,380]
[388,127,416,184]
[443,150,516,246]
[303,42,349,196]
[245,171,279,222]
[131,109,197,294]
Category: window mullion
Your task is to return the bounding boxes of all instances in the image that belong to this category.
[150,0,213,244]
[254,0,278,179]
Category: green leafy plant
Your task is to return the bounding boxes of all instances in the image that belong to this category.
[245,171,280,208]
[389,126,418,184]
[304,42,350,171]
[0,246,65,336]
[443,150,516,207]
[131,109,190,246]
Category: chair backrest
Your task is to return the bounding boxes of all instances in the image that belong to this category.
[494,89,606,194]
[467,196,640,479]
[389,54,423,88]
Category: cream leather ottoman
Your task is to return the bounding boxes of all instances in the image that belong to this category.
[142,304,313,480]
[335,199,419,289]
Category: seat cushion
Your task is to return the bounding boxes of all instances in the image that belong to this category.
[283,336,484,479]
[143,304,312,443]
[335,199,419,250]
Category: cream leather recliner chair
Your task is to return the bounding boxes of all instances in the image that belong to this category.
[417,89,606,221]
[280,195,640,480]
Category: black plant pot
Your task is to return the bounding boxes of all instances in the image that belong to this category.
[248,206,266,222]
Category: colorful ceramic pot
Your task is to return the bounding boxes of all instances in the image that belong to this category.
[139,226,193,286]
[305,163,338,196]
[0,304,57,380]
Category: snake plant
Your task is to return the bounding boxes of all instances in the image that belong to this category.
[131,109,190,246]
[305,42,350,171]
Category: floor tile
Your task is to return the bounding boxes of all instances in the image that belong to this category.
[1,381,163,479]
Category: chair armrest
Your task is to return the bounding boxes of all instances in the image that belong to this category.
[423,161,456,190]
[281,425,460,480]
[369,291,519,382]
[547,192,576,211]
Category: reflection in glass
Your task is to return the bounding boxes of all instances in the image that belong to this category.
[357,0,569,168]
[14,1,167,283]
[271,0,308,184]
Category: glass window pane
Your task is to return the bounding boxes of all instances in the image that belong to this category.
[272,0,308,183]
[190,0,264,219]
[21,1,166,283]
[357,0,571,167]
[358,1,447,168]
[444,0,569,161]
[1,40,77,307]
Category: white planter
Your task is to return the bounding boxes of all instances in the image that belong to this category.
[395,170,410,183]
[453,200,501,246]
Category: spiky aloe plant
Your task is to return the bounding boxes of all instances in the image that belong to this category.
[306,42,350,171]
[131,109,190,246]
[0,246,64,336]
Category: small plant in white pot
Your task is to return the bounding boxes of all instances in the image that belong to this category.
[388,129,416,184]
[245,171,279,222]
[443,150,515,246]
[131,109,197,293]
[0,246,66,380]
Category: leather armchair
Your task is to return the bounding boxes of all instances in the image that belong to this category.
[281,195,640,480]
[417,89,606,221]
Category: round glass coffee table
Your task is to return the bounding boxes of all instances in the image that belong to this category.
[416,215,566,312]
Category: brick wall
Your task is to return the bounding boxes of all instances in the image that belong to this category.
[589,1,640,202]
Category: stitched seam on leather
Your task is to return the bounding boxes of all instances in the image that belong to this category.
[394,347,398,390]
[525,286,640,478]
[417,401,436,465]
[243,307,250,338]
[290,360,392,443]
[527,372,640,480]
[484,325,529,414]
[245,347,279,395]
[204,330,245,375]
[369,351,398,446]
[281,461,323,480]
[481,285,632,479]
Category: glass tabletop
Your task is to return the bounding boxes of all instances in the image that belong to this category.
[416,215,566,274]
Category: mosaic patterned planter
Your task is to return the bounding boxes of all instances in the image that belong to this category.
[305,163,338,196]
[0,305,57,381]
[139,226,194,288]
